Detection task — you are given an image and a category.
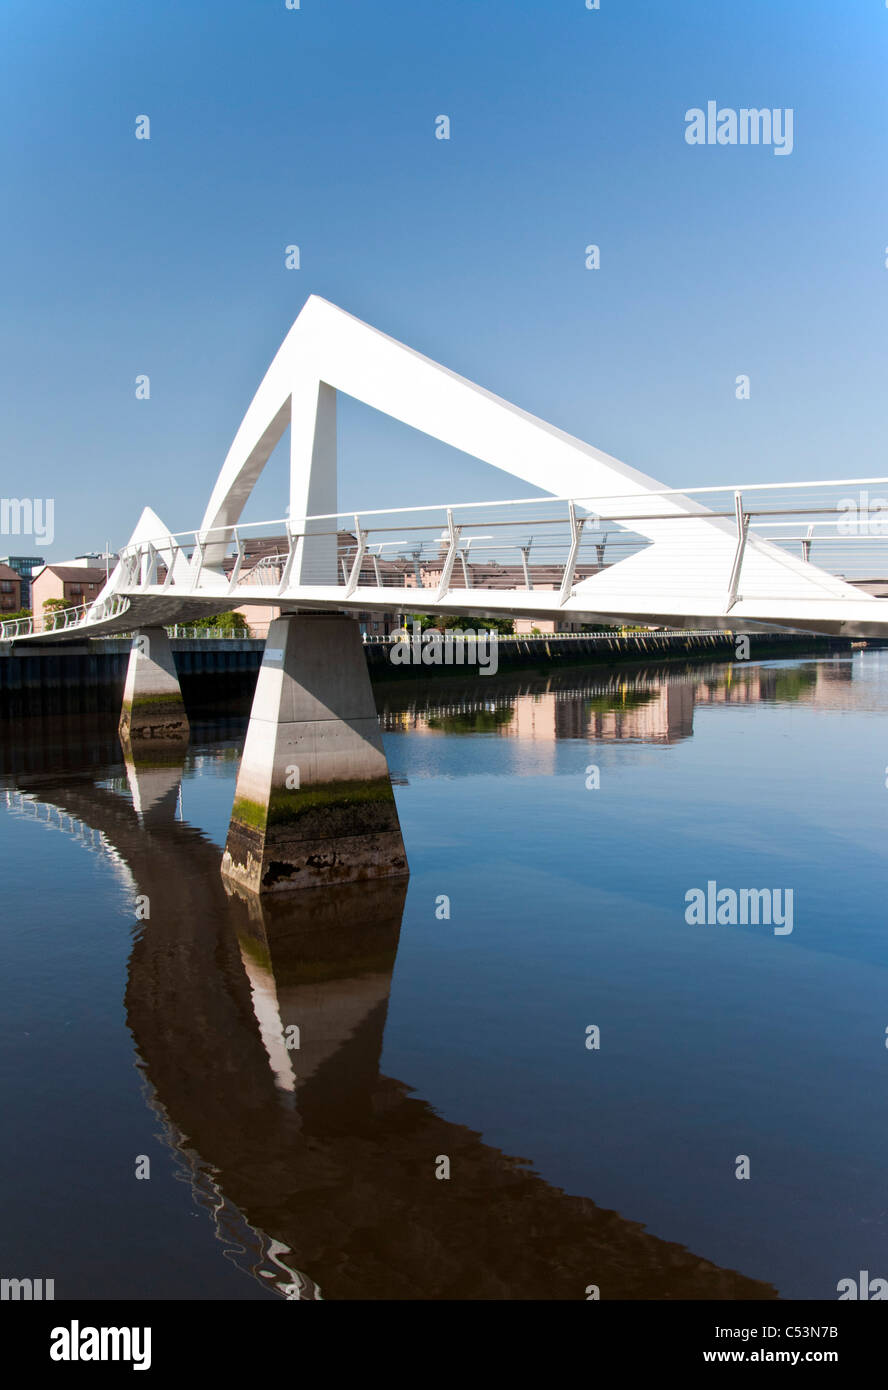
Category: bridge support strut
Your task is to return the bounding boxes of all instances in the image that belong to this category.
[221,615,409,894]
[119,628,190,758]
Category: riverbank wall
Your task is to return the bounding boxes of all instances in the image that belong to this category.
[0,631,866,718]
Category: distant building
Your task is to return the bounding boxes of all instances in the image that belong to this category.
[408,557,601,635]
[221,533,404,638]
[31,562,108,617]
[74,552,113,575]
[0,563,23,614]
[0,555,44,608]
[512,617,586,635]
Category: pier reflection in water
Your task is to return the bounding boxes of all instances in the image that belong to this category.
[2,654,888,1299]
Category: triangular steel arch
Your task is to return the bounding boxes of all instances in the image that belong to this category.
[190,296,862,605]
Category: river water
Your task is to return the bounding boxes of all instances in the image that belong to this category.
[1,653,886,1300]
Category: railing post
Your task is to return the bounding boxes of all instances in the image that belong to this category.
[801,525,813,564]
[435,509,461,601]
[189,536,204,594]
[161,542,178,592]
[277,528,299,595]
[227,529,245,593]
[145,542,159,587]
[559,501,586,606]
[519,543,533,590]
[344,515,367,598]
[726,490,749,612]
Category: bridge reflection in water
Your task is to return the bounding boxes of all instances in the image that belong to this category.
[7,778,773,1301]
[0,659,813,1301]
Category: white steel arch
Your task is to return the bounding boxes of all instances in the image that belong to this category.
[5,296,887,642]
[193,295,858,607]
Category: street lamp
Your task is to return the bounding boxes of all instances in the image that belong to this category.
[433,533,494,588]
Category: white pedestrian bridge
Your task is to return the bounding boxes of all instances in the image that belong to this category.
[5,296,888,643]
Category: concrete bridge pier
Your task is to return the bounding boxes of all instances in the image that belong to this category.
[119,627,190,758]
[221,615,408,895]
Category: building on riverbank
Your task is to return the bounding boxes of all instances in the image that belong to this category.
[30,560,108,616]
[0,556,42,608]
[0,564,23,615]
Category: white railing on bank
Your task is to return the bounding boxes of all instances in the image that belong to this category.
[362,628,747,643]
[166,626,258,641]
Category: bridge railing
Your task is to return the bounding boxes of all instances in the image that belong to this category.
[115,494,653,600]
[0,592,131,642]
[113,477,888,608]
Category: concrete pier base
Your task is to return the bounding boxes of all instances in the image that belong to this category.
[119,628,190,756]
[221,615,408,894]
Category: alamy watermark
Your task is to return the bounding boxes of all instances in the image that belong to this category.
[836,491,888,536]
[50,1322,151,1370]
[389,622,499,675]
[684,880,794,935]
[0,497,54,546]
[1,1276,54,1300]
[836,1270,887,1300]
[685,102,794,156]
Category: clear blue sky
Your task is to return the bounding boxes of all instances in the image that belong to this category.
[2,0,887,558]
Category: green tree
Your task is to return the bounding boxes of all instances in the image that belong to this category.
[190,610,251,635]
[408,612,514,635]
[42,597,77,631]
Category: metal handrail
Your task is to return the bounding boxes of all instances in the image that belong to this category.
[117,482,888,570]
[114,473,888,555]
[22,476,884,640]
[0,592,131,642]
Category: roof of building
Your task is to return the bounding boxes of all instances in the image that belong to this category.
[0,564,21,582]
[36,565,107,584]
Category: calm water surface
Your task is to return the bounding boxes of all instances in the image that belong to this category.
[2,653,887,1300]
